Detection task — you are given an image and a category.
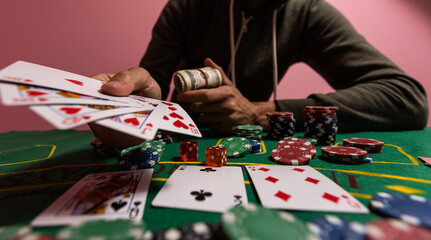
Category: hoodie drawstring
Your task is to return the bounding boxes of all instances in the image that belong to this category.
[228,0,279,100]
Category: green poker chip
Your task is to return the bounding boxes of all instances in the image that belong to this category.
[0,224,31,239]
[236,125,263,132]
[221,203,318,240]
[57,219,147,240]
[219,137,251,157]
[120,141,165,159]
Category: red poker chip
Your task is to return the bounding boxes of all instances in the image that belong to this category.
[276,138,316,157]
[343,138,384,147]
[367,219,431,240]
[321,146,367,159]
[271,145,313,165]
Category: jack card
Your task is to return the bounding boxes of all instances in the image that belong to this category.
[246,165,369,213]
[32,169,153,227]
[152,166,248,213]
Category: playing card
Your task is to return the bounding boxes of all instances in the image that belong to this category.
[0,61,137,105]
[0,83,138,106]
[246,165,369,213]
[152,166,247,213]
[31,169,153,227]
[30,104,151,129]
[95,98,201,140]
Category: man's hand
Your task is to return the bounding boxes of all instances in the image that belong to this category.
[177,58,276,132]
[89,67,162,148]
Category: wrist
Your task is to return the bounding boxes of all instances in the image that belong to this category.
[252,101,277,129]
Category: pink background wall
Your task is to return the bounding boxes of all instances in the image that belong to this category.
[1,0,430,132]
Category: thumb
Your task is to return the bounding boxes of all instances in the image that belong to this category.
[204,58,234,86]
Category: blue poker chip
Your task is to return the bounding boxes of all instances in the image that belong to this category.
[248,139,262,154]
[119,147,159,170]
[370,192,431,228]
[308,215,366,240]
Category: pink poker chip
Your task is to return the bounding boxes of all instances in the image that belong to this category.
[367,219,431,240]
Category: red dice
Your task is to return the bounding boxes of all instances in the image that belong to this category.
[205,146,227,167]
[180,141,199,161]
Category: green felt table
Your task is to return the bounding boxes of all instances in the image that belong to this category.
[0,128,430,236]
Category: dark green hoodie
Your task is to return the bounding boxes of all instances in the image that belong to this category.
[140,0,428,132]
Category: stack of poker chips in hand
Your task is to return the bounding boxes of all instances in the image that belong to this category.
[303,106,338,146]
[266,112,296,140]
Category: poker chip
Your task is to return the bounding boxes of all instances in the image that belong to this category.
[271,145,313,165]
[153,130,174,144]
[321,146,367,159]
[0,224,31,239]
[276,138,316,157]
[308,215,366,240]
[266,112,296,140]
[219,137,251,157]
[143,222,220,240]
[119,147,159,170]
[57,219,147,240]
[235,125,263,140]
[343,138,384,153]
[367,219,431,240]
[221,203,318,240]
[304,106,338,146]
[248,139,262,154]
[370,192,431,228]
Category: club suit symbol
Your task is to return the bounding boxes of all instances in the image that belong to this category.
[191,190,212,201]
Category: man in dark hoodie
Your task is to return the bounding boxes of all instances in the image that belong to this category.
[90,0,428,147]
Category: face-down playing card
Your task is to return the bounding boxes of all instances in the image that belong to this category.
[152,165,248,213]
[246,165,369,213]
[31,169,153,227]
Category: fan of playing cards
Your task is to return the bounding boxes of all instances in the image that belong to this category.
[0,61,201,140]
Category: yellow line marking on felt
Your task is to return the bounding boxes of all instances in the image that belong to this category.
[0,145,57,167]
[0,181,77,193]
[384,185,425,195]
[314,167,431,184]
[0,163,119,176]
[336,142,418,165]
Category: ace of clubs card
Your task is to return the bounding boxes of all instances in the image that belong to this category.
[152,166,248,213]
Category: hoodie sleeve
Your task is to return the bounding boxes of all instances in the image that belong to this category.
[276,0,428,132]
[139,0,188,100]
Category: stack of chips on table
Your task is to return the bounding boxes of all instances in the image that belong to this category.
[321,145,371,164]
[303,106,338,146]
[90,139,118,158]
[118,141,166,170]
[235,125,263,140]
[218,137,251,158]
[271,138,316,165]
[205,146,228,167]
[266,112,295,140]
[153,130,174,144]
[343,138,384,153]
